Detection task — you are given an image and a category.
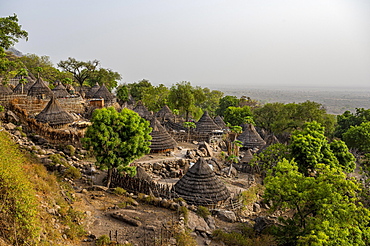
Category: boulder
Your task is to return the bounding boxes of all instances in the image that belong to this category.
[110,211,142,227]
[253,216,275,233]
[214,209,236,223]
[187,211,210,232]
[199,142,213,157]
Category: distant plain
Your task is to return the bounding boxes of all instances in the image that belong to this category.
[216,85,370,115]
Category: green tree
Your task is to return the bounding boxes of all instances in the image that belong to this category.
[183,121,196,142]
[20,53,73,83]
[82,107,152,188]
[86,68,121,91]
[0,14,28,50]
[168,81,196,121]
[127,79,153,101]
[195,87,223,117]
[223,106,253,126]
[215,95,240,117]
[141,84,170,112]
[264,159,370,246]
[116,84,129,103]
[0,50,24,84]
[335,108,370,139]
[58,57,99,89]
[343,122,370,153]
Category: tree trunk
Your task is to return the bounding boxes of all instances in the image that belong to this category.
[106,168,113,188]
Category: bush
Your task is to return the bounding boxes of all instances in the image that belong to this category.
[96,235,111,246]
[64,166,82,179]
[175,229,197,246]
[196,206,211,219]
[178,206,189,224]
[114,187,127,195]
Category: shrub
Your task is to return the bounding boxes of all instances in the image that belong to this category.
[96,235,111,246]
[175,229,197,246]
[64,166,82,179]
[238,184,263,206]
[65,145,75,156]
[196,206,211,219]
[114,187,127,195]
[178,206,189,224]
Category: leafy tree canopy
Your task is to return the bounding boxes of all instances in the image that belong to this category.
[82,107,152,188]
[86,68,122,91]
[264,159,370,246]
[215,95,240,117]
[194,87,224,117]
[141,84,170,112]
[223,106,253,126]
[116,84,129,102]
[168,81,196,121]
[343,121,370,153]
[335,108,370,139]
[126,79,153,101]
[0,14,28,50]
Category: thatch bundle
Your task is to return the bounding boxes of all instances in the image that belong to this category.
[35,96,75,127]
[196,111,221,134]
[237,123,266,149]
[92,84,114,104]
[149,118,177,153]
[28,77,53,98]
[52,82,70,98]
[173,158,230,206]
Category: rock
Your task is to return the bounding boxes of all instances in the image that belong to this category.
[111,211,142,227]
[253,203,261,213]
[214,209,237,223]
[4,122,16,130]
[153,162,162,170]
[205,216,216,230]
[5,110,19,124]
[187,211,210,232]
[199,142,213,157]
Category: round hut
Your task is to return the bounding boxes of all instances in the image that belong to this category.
[240,149,254,164]
[85,82,100,98]
[92,84,114,105]
[28,77,53,98]
[133,101,151,120]
[237,123,266,150]
[0,84,13,96]
[196,111,221,134]
[156,105,175,122]
[214,115,227,130]
[173,158,230,206]
[149,118,177,153]
[35,96,75,128]
[13,77,35,94]
[52,82,70,98]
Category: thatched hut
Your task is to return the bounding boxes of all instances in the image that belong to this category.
[85,83,100,98]
[156,105,175,122]
[0,84,13,95]
[173,158,230,206]
[35,96,75,128]
[133,101,151,120]
[237,123,266,150]
[196,111,221,134]
[28,77,53,98]
[52,82,70,98]
[214,115,227,130]
[13,79,35,94]
[92,84,114,104]
[240,149,254,164]
[149,118,177,153]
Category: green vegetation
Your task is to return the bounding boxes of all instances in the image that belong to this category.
[343,121,370,153]
[196,206,211,219]
[264,159,370,245]
[224,106,253,126]
[83,107,152,188]
[238,184,264,206]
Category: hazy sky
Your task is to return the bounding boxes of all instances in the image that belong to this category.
[2,0,370,89]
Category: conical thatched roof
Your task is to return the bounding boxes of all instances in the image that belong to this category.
[149,118,177,152]
[133,101,151,120]
[257,134,280,153]
[156,105,174,122]
[92,84,114,104]
[35,96,75,127]
[237,123,266,149]
[174,158,230,205]
[28,77,53,98]
[196,111,221,134]
[214,115,227,129]
[52,82,70,98]
[13,79,35,94]
[0,84,13,95]
[241,149,254,163]
[85,83,100,98]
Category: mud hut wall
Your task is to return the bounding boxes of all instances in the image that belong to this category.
[7,102,83,147]
[1,95,84,115]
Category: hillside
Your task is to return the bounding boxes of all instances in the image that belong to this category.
[0,130,85,245]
